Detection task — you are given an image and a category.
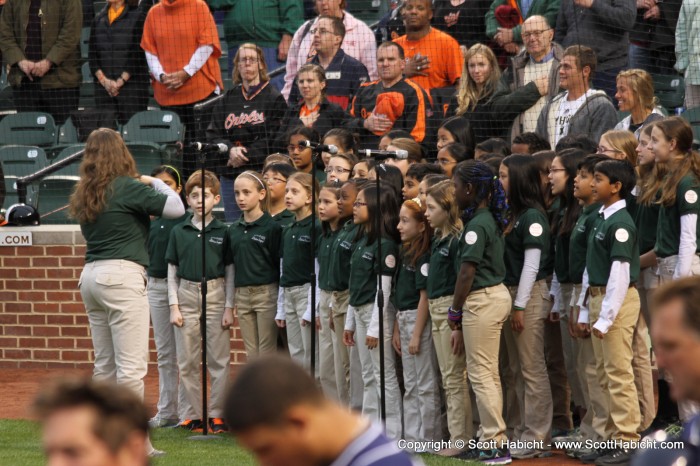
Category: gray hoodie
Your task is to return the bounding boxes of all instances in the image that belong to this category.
[536,89,618,149]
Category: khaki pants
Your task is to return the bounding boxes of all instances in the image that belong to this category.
[589,287,641,441]
[463,285,511,443]
[558,283,585,410]
[236,283,279,358]
[331,290,351,405]
[397,309,442,442]
[148,277,186,420]
[81,260,150,400]
[175,278,231,419]
[503,281,553,442]
[283,284,318,370]
[319,290,338,400]
[429,295,472,443]
[544,315,572,431]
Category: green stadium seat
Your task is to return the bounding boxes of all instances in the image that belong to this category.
[121,110,184,169]
[124,142,169,176]
[37,143,83,223]
[653,74,685,114]
[0,145,48,209]
[80,27,91,61]
[57,117,80,146]
[0,112,57,147]
[681,106,700,144]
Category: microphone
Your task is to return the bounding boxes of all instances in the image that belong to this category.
[189,142,229,153]
[359,149,409,161]
[300,140,339,154]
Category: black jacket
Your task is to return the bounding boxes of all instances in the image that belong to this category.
[206,81,288,176]
[277,98,349,146]
[89,3,149,83]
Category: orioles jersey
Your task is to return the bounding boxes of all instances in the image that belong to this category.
[348,78,432,149]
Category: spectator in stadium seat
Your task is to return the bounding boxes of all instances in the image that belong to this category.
[536,45,617,150]
[675,0,700,109]
[432,0,492,55]
[141,0,224,179]
[206,43,289,221]
[613,68,664,138]
[0,0,81,125]
[628,0,681,75]
[485,0,560,57]
[347,42,432,149]
[554,0,635,100]
[288,15,369,110]
[282,0,377,101]
[502,16,563,140]
[446,43,547,143]
[511,131,551,154]
[205,0,303,93]
[89,0,150,125]
[393,0,463,93]
[34,378,151,466]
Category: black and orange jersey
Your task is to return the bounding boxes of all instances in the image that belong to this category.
[347,78,433,149]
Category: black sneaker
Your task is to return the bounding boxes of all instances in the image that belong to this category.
[209,417,228,434]
[177,419,203,432]
[580,448,614,464]
[477,448,512,464]
[594,448,634,466]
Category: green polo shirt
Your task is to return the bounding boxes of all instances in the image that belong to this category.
[315,168,327,185]
[655,175,700,258]
[569,203,601,284]
[459,208,506,290]
[426,234,460,299]
[633,193,659,255]
[148,213,189,278]
[327,220,359,291]
[272,209,296,228]
[553,208,571,284]
[349,236,398,307]
[165,218,230,282]
[280,214,322,287]
[393,250,429,311]
[318,228,340,291]
[587,205,640,286]
[82,177,168,267]
[227,212,282,287]
[504,208,550,286]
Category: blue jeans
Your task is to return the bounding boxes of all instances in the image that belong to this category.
[628,44,676,76]
[220,175,242,222]
[228,45,285,93]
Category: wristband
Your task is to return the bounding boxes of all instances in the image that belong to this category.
[513,305,525,311]
[447,306,463,323]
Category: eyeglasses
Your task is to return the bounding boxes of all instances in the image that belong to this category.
[436,158,456,166]
[263,177,286,185]
[353,201,367,207]
[325,166,352,174]
[310,28,336,36]
[239,57,259,64]
[548,168,566,174]
[287,144,307,153]
[522,29,551,39]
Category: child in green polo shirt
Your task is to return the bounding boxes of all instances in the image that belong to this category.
[166,170,233,434]
[448,160,512,463]
[147,165,188,429]
[424,179,472,451]
[227,171,282,359]
[394,197,441,444]
[403,163,444,201]
[344,183,402,439]
[276,172,322,370]
[262,163,297,227]
[579,160,642,463]
[499,155,553,457]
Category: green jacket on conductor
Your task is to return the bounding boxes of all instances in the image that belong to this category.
[0,0,82,89]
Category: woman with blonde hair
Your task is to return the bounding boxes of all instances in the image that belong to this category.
[69,128,184,453]
[614,69,664,138]
[447,43,547,143]
[598,129,639,165]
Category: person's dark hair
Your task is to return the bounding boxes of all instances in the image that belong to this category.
[441,143,471,164]
[324,128,357,154]
[651,276,700,338]
[502,154,547,219]
[533,150,555,209]
[563,45,597,79]
[593,159,637,200]
[338,178,367,224]
[376,163,404,201]
[359,183,401,244]
[386,129,413,140]
[33,378,149,454]
[151,165,185,206]
[555,133,597,153]
[263,162,297,180]
[512,132,551,154]
[287,125,321,144]
[482,154,504,175]
[406,162,444,181]
[578,154,610,173]
[453,160,509,232]
[555,149,587,236]
[224,355,325,432]
[476,138,510,157]
[378,41,405,60]
[318,15,346,40]
[654,117,700,207]
[439,116,475,155]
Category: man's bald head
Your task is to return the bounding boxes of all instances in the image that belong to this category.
[522,15,553,60]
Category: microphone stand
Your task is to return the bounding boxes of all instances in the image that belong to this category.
[309,145,320,378]
[375,163,386,425]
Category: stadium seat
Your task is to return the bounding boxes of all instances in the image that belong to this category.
[681,106,700,144]
[80,27,91,61]
[0,145,48,209]
[121,110,184,168]
[124,142,169,176]
[0,112,57,147]
[653,74,685,114]
[37,145,83,224]
[57,117,80,146]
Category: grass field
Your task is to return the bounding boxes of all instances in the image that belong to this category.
[0,419,475,466]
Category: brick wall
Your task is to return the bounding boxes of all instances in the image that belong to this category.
[0,226,247,369]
